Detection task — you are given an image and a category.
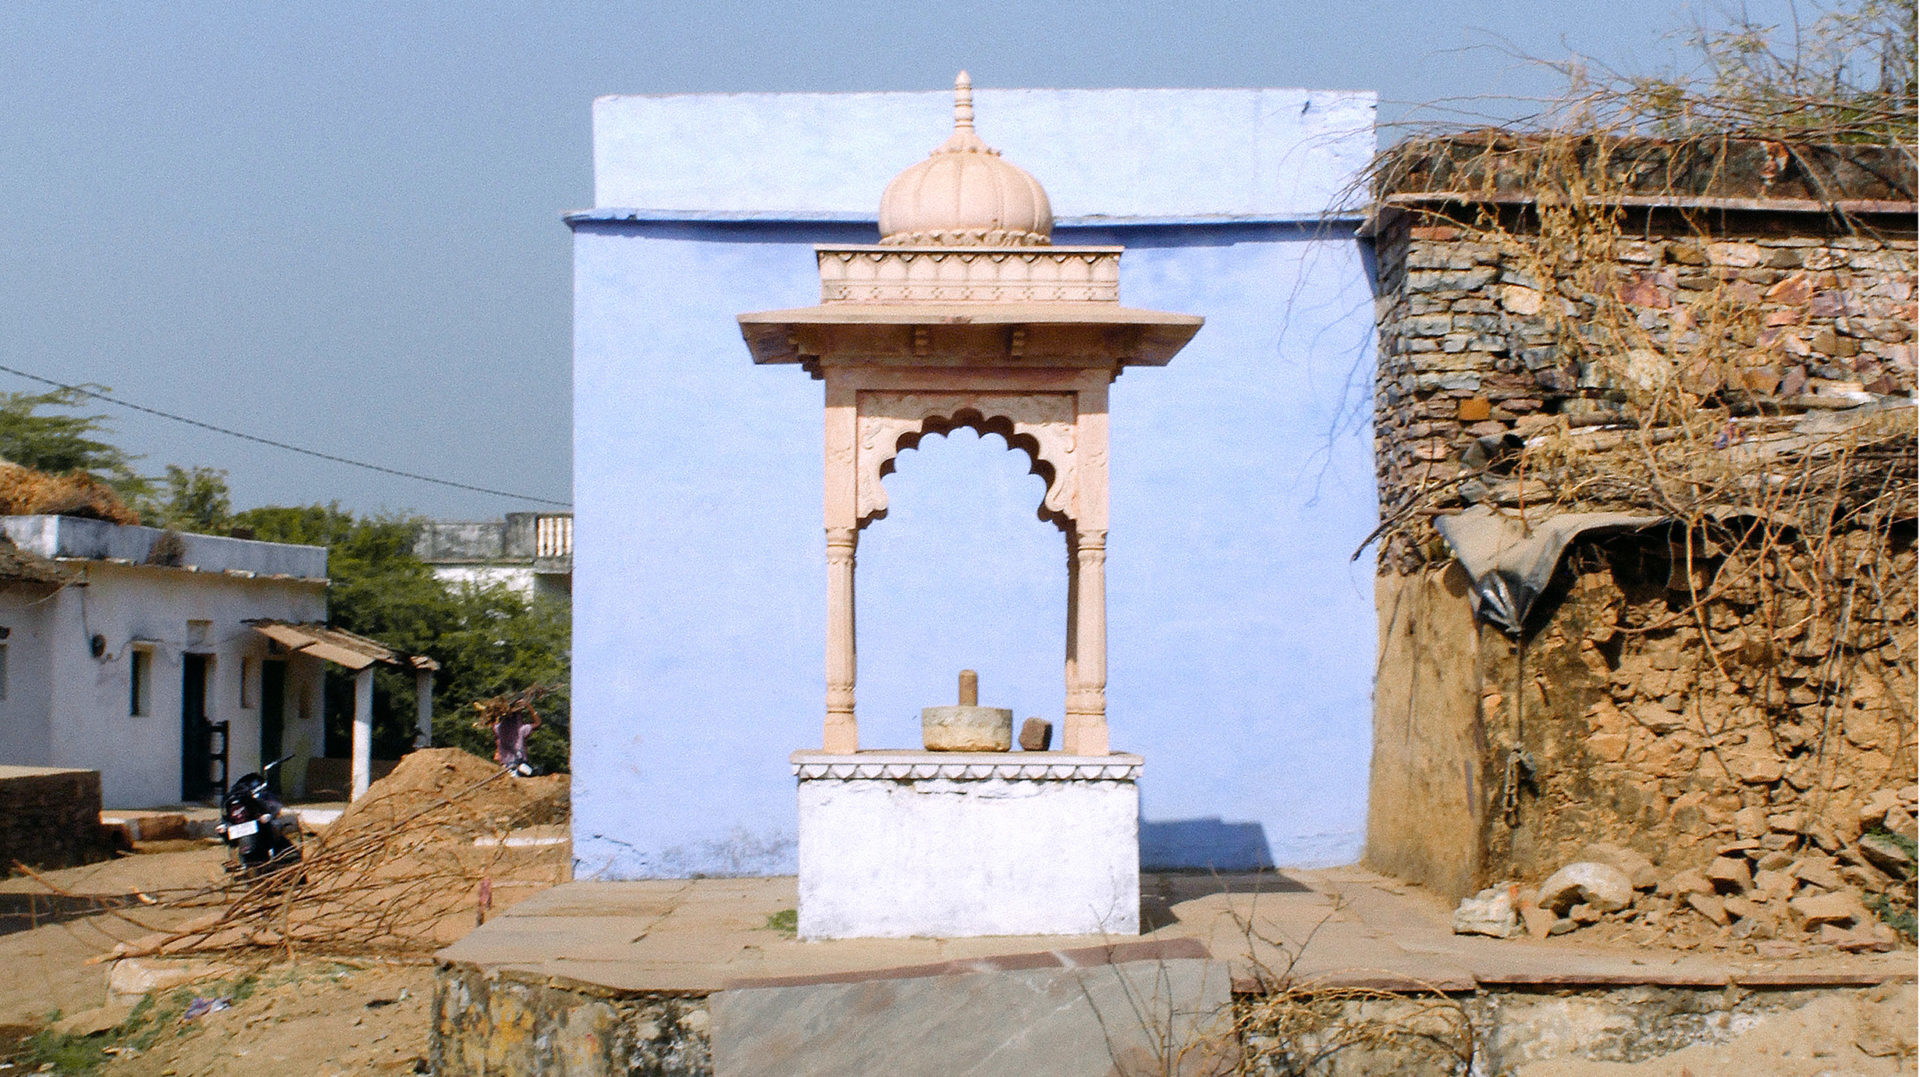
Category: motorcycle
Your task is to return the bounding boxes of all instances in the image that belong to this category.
[219,756,302,877]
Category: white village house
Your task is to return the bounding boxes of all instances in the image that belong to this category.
[414,511,572,602]
[0,515,431,807]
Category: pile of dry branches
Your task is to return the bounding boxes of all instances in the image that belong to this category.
[104,749,568,962]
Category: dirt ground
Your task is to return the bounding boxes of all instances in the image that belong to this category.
[0,752,1908,1076]
[4,868,1910,1075]
[0,849,446,1076]
[95,962,433,1077]
[0,847,229,1030]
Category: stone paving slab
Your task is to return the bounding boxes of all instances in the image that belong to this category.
[435,866,1916,998]
[711,955,1234,1077]
[726,938,1211,988]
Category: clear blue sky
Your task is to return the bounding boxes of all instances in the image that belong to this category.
[0,1,1767,518]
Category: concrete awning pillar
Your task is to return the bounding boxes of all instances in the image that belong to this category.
[351,667,375,800]
[415,668,435,748]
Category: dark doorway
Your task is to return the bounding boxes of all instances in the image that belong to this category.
[181,654,213,802]
[260,660,287,792]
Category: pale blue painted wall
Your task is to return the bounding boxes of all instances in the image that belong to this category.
[571,89,1379,878]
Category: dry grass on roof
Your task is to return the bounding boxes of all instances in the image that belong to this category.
[0,462,140,525]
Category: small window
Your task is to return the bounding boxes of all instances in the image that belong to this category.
[130,646,153,716]
[0,642,8,701]
[240,657,257,709]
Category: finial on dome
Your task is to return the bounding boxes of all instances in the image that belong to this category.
[875,71,1054,247]
[954,71,973,131]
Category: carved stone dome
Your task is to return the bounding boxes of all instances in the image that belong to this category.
[877,72,1053,247]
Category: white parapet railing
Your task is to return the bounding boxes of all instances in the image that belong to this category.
[536,513,573,560]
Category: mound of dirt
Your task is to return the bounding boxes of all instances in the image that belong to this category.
[325,747,567,847]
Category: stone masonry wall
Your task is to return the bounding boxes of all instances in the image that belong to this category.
[0,766,111,872]
[1472,536,1916,946]
[432,963,712,1077]
[1371,219,1917,571]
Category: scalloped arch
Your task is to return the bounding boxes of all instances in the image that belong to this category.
[856,391,1078,531]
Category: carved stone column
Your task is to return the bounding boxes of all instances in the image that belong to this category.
[824,527,859,752]
[823,377,859,753]
[1064,530,1079,711]
[1065,528,1107,755]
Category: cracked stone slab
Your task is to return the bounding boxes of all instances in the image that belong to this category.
[711,951,1234,1077]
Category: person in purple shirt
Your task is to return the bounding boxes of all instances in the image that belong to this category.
[475,687,547,777]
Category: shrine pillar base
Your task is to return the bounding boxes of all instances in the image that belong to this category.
[793,751,1141,940]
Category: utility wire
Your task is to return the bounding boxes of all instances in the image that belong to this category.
[0,361,572,509]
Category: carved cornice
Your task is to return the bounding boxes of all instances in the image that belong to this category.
[792,753,1142,782]
[818,246,1122,304]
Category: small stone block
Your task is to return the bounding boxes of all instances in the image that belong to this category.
[132,814,189,843]
[1686,891,1728,925]
[1520,904,1556,939]
[1457,397,1492,422]
[1707,856,1753,893]
[1018,718,1053,752]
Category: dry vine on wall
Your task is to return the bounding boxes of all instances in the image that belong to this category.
[1365,0,1918,944]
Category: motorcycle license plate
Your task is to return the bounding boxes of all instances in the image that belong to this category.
[225,820,258,839]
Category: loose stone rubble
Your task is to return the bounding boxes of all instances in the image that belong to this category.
[1458,787,1915,950]
[1452,883,1524,938]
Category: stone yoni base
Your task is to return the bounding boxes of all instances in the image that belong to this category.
[793,750,1141,939]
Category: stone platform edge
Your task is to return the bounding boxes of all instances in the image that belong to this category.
[1249,963,1919,996]
[433,960,712,1000]
[791,750,1143,782]
[433,949,1916,1006]
[723,937,1208,990]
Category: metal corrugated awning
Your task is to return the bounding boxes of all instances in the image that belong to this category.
[246,620,439,672]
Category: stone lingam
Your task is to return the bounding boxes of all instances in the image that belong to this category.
[922,669,1013,751]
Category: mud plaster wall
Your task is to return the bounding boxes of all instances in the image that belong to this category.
[1363,146,1918,901]
[1367,566,1484,899]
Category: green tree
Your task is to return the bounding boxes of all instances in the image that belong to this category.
[153,465,233,533]
[0,386,151,502]
[430,586,571,774]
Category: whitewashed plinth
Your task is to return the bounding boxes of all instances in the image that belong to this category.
[793,750,1141,940]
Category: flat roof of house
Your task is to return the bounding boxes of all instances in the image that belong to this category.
[0,515,327,582]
